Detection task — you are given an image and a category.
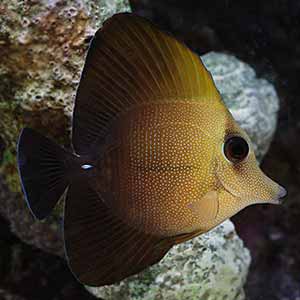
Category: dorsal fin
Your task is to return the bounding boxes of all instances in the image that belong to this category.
[72,12,221,155]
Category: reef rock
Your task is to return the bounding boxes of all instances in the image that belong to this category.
[87,220,250,300]
[0,2,280,299]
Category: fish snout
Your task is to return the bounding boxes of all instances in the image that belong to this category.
[273,185,287,204]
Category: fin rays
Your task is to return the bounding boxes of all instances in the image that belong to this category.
[64,180,173,286]
[72,13,221,155]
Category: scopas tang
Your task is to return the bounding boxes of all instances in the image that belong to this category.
[17,13,286,286]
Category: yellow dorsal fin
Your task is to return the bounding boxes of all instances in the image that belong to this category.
[72,12,221,155]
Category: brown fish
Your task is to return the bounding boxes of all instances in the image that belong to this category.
[17,13,286,286]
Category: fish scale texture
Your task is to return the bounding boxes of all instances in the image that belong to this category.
[112,103,222,235]
[0,1,279,299]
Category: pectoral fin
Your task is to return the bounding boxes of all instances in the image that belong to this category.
[187,190,219,222]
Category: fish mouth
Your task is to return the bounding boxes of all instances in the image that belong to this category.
[217,173,287,206]
[272,185,287,204]
[215,159,287,206]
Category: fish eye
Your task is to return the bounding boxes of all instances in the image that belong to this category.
[223,136,249,163]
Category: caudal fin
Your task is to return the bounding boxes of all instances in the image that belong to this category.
[17,128,73,220]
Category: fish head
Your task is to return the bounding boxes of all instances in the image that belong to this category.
[184,103,285,234]
[210,110,287,225]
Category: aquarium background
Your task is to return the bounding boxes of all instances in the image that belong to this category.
[0,0,299,299]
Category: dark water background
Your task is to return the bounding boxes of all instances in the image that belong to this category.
[1,1,299,299]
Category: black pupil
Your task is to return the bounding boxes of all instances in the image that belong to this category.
[224,136,249,162]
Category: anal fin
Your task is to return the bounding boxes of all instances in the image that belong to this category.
[64,180,173,286]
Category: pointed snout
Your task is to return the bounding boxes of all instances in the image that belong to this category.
[273,185,287,204]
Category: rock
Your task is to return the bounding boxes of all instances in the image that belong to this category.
[86,220,250,300]
[0,0,131,190]
[0,3,280,299]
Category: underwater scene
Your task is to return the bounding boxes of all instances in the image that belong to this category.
[0,1,299,299]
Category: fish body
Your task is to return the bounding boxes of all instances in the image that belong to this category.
[17,13,286,286]
[97,101,226,236]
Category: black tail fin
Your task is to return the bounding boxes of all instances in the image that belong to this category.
[17,128,74,220]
